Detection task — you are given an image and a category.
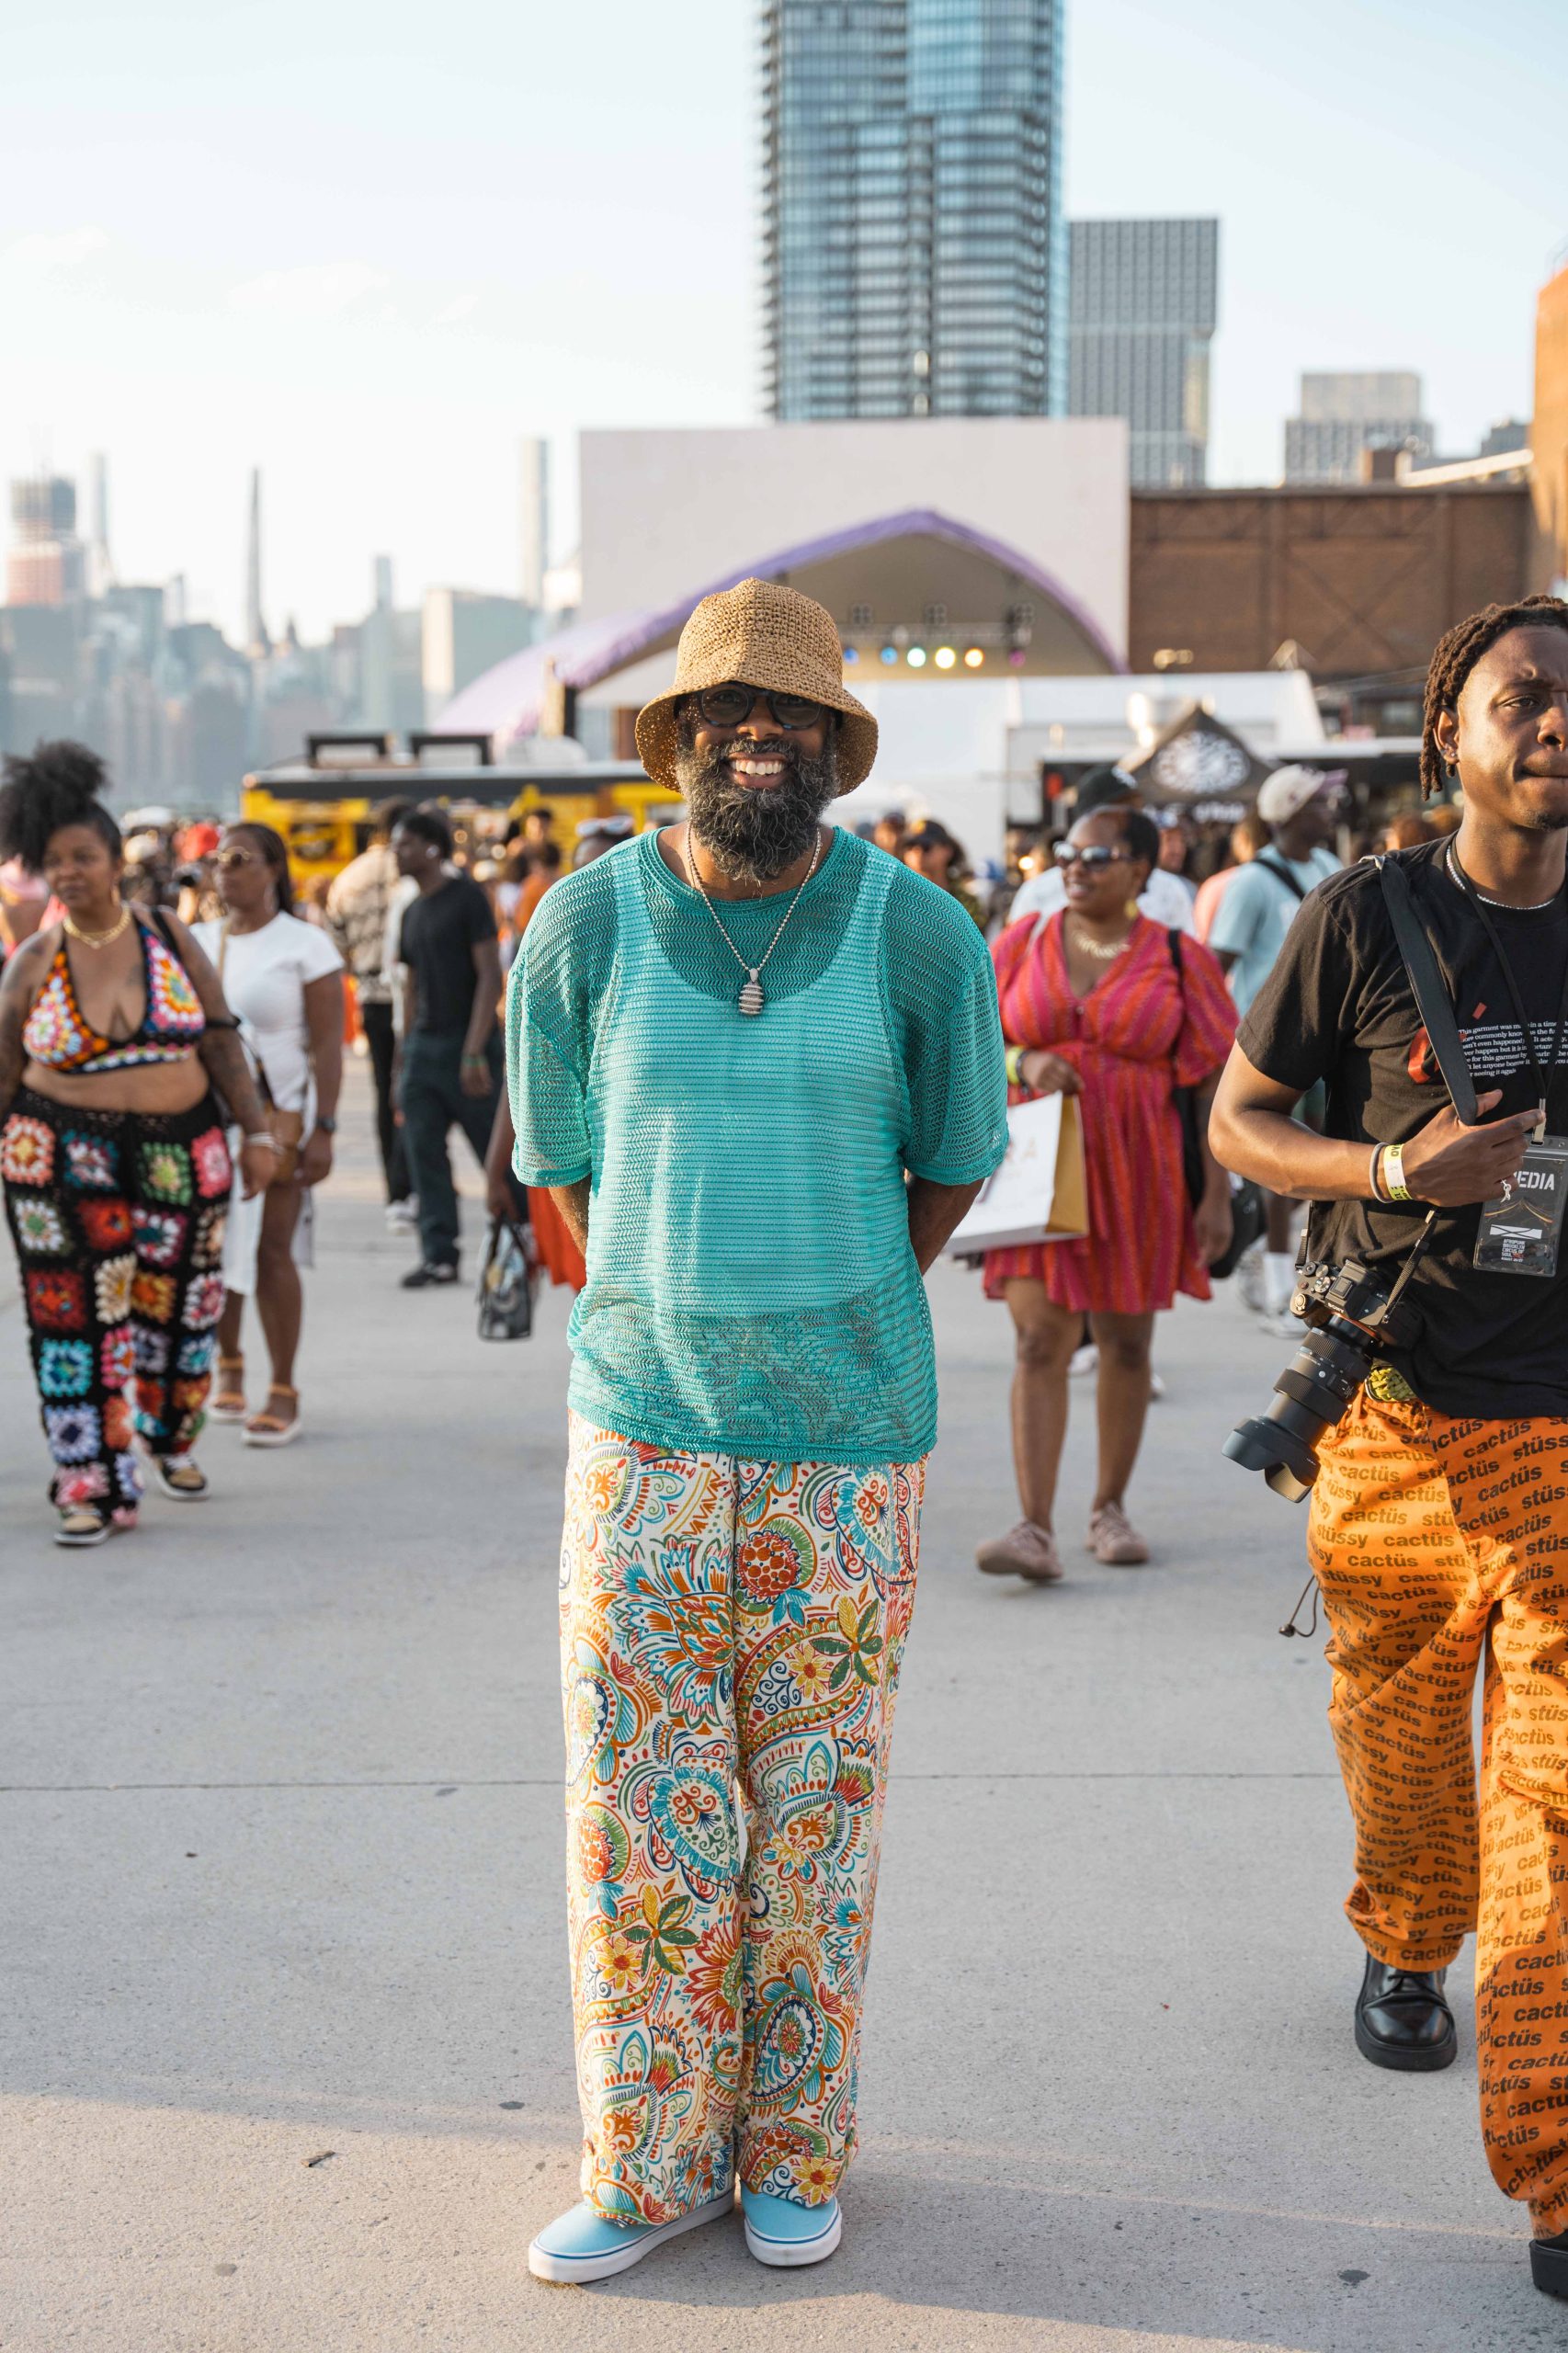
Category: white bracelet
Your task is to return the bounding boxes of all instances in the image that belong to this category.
[245,1132,280,1151]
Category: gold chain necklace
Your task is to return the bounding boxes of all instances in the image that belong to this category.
[679,828,824,1016]
[1066,914,1132,962]
[62,906,131,949]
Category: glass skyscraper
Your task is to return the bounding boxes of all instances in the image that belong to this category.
[1068,218,1219,486]
[762,1,1067,423]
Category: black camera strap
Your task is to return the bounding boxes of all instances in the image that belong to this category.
[1444,844,1568,1132]
[1375,856,1480,1125]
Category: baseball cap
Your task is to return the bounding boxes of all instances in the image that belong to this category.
[1256,765,1346,824]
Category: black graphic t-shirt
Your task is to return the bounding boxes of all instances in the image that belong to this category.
[1238,836,1568,1418]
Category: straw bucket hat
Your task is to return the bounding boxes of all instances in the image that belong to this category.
[635,578,877,795]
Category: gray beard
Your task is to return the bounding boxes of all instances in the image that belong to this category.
[676,733,839,881]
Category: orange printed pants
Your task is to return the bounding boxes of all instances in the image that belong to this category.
[1310,1392,1568,2229]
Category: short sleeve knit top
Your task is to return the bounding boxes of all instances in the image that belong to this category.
[507,826,1006,1464]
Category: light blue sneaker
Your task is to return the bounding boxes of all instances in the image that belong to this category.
[741,2187,843,2268]
[528,2190,733,2283]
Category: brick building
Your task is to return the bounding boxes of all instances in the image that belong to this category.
[1129,481,1538,726]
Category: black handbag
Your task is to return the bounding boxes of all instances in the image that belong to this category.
[1167,929,1264,1281]
[476,1218,536,1341]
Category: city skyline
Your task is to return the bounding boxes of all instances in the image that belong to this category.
[3,0,1563,643]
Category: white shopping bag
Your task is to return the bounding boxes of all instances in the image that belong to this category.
[942,1093,1089,1256]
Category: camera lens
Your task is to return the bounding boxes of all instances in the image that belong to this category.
[1224,1321,1380,1503]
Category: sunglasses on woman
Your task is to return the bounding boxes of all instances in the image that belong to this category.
[1053,843,1131,871]
[694,683,826,732]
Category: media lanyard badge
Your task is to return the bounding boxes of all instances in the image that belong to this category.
[1473,1134,1568,1277]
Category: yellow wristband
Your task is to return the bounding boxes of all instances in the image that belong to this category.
[1006,1045,1027,1088]
[1381,1143,1413,1202]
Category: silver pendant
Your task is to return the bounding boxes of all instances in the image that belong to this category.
[738,972,764,1017]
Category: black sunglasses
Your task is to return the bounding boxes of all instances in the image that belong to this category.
[694,683,826,733]
[1054,843,1131,871]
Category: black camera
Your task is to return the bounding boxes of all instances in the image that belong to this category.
[1223,1258,1420,1503]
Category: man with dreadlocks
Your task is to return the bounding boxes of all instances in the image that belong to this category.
[1210,595,1568,2295]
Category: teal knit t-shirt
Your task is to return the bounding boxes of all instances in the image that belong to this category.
[506,826,1006,1464]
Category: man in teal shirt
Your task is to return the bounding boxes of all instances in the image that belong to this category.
[510,580,1006,2284]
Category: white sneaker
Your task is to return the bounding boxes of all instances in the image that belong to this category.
[1069,1342,1099,1378]
[1235,1245,1266,1314]
[1148,1370,1166,1402]
[385,1198,417,1233]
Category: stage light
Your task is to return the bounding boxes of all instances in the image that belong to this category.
[963,646,985,668]
[906,646,927,668]
[1007,648,1028,669]
[842,644,859,663]
[934,646,956,669]
[880,645,898,665]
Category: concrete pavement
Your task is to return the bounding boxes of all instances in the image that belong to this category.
[0,1073,1551,2351]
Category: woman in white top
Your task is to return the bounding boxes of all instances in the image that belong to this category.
[193,826,344,1446]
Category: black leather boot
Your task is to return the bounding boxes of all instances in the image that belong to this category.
[1531,2230,1568,2298]
[1353,1950,1457,2072]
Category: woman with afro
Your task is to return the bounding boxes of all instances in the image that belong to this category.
[0,742,273,1543]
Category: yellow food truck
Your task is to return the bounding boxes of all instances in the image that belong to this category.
[241,733,677,886]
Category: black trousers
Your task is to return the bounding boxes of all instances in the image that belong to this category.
[360,998,410,1204]
[399,1029,514,1268]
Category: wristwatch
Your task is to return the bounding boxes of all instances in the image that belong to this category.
[314,1115,337,1134]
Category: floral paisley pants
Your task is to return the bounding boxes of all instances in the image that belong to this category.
[559,1414,926,2226]
[2,1088,232,1521]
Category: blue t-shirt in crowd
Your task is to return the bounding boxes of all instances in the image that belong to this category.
[1209,847,1341,1016]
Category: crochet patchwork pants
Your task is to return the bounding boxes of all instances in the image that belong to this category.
[2,1088,233,1521]
[1310,1390,1568,2232]
[558,1414,925,2227]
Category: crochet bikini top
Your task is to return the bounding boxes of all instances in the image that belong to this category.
[21,915,206,1074]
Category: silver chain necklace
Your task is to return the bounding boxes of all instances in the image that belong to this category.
[1446,843,1560,913]
[679,827,824,1016]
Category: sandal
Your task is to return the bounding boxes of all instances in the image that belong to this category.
[244,1383,301,1449]
[55,1505,115,1549]
[210,1354,246,1422]
[148,1451,209,1501]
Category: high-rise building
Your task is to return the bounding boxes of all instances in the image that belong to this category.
[1068,218,1218,486]
[358,559,423,736]
[762,0,1067,423]
[518,438,549,608]
[6,475,86,607]
[1284,372,1434,483]
[87,452,114,598]
[244,466,268,656]
[422,588,536,723]
[1535,255,1568,591]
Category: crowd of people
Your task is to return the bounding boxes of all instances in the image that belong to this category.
[6,578,1568,2304]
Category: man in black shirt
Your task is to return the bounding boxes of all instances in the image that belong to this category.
[1212,595,1568,2298]
[392,806,504,1289]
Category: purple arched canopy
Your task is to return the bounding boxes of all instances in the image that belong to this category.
[439,506,1124,744]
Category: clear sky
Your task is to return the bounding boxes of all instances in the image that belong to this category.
[2,0,1562,644]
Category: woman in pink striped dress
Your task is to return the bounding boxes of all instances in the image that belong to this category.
[977,806,1236,1584]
